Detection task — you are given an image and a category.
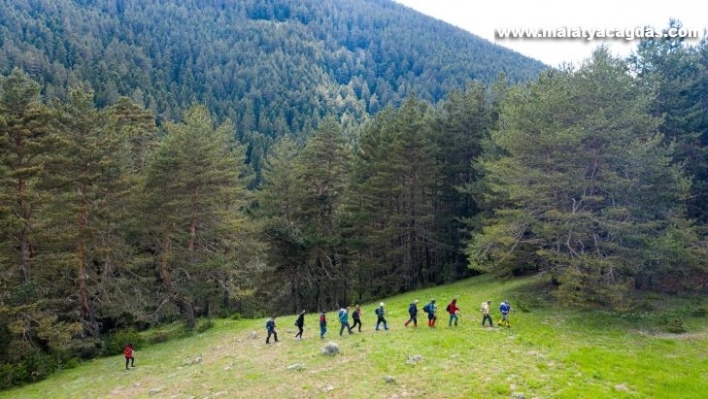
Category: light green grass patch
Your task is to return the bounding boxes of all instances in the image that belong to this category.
[1,274,707,398]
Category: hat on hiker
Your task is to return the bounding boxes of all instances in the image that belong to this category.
[414,299,419,303]
[380,302,385,307]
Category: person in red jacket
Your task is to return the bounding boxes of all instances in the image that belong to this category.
[124,343,135,370]
[447,299,460,327]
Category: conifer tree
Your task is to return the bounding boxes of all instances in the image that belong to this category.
[431,81,492,280]
[347,96,439,296]
[43,88,128,330]
[0,69,54,287]
[143,105,246,327]
[0,72,85,370]
[468,49,699,308]
[258,134,308,311]
[258,117,350,311]
[629,23,708,224]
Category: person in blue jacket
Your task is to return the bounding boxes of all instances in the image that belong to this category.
[498,300,512,327]
[405,299,419,327]
[339,306,354,335]
[424,299,437,327]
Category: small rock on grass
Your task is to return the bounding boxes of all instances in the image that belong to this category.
[406,354,424,365]
[149,388,162,395]
[615,383,630,392]
[323,385,335,392]
[383,375,396,383]
[322,342,340,356]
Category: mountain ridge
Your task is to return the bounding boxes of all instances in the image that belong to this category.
[0,0,546,134]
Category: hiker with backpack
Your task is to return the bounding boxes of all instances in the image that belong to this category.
[498,300,512,328]
[446,298,460,327]
[320,310,328,339]
[405,299,419,327]
[294,310,306,340]
[266,315,278,344]
[339,306,354,335]
[352,304,362,332]
[375,302,389,331]
[124,342,135,370]
[481,300,493,327]
[423,299,437,327]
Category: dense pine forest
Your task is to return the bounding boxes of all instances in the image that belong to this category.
[0,0,707,389]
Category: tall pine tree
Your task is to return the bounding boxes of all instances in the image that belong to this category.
[468,49,699,308]
[143,105,246,327]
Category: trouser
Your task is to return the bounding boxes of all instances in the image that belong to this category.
[340,322,353,335]
[498,313,511,327]
[320,325,327,339]
[376,317,388,330]
[295,326,303,338]
[352,319,362,331]
[266,330,278,343]
[125,356,134,369]
[482,314,493,327]
[405,316,417,327]
[449,313,459,326]
[428,314,437,327]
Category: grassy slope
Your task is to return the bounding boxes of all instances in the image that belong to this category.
[2,275,707,399]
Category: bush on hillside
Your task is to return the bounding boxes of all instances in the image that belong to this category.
[103,330,144,356]
[196,319,215,333]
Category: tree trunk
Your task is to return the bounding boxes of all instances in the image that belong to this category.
[78,188,90,320]
[188,185,199,261]
[176,296,196,329]
[159,228,196,328]
[18,174,30,284]
[159,230,172,286]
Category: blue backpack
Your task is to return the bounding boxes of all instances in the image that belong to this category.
[423,303,432,313]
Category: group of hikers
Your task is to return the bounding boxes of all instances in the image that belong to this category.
[264,298,514,343]
[122,298,514,369]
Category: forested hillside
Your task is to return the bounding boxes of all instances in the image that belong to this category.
[0,0,544,132]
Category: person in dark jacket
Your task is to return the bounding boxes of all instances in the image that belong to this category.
[405,299,419,327]
[351,304,362,332]
[294,310,306,340]
[266,315,278,344]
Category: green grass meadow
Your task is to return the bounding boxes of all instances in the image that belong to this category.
[2,275,707,398]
